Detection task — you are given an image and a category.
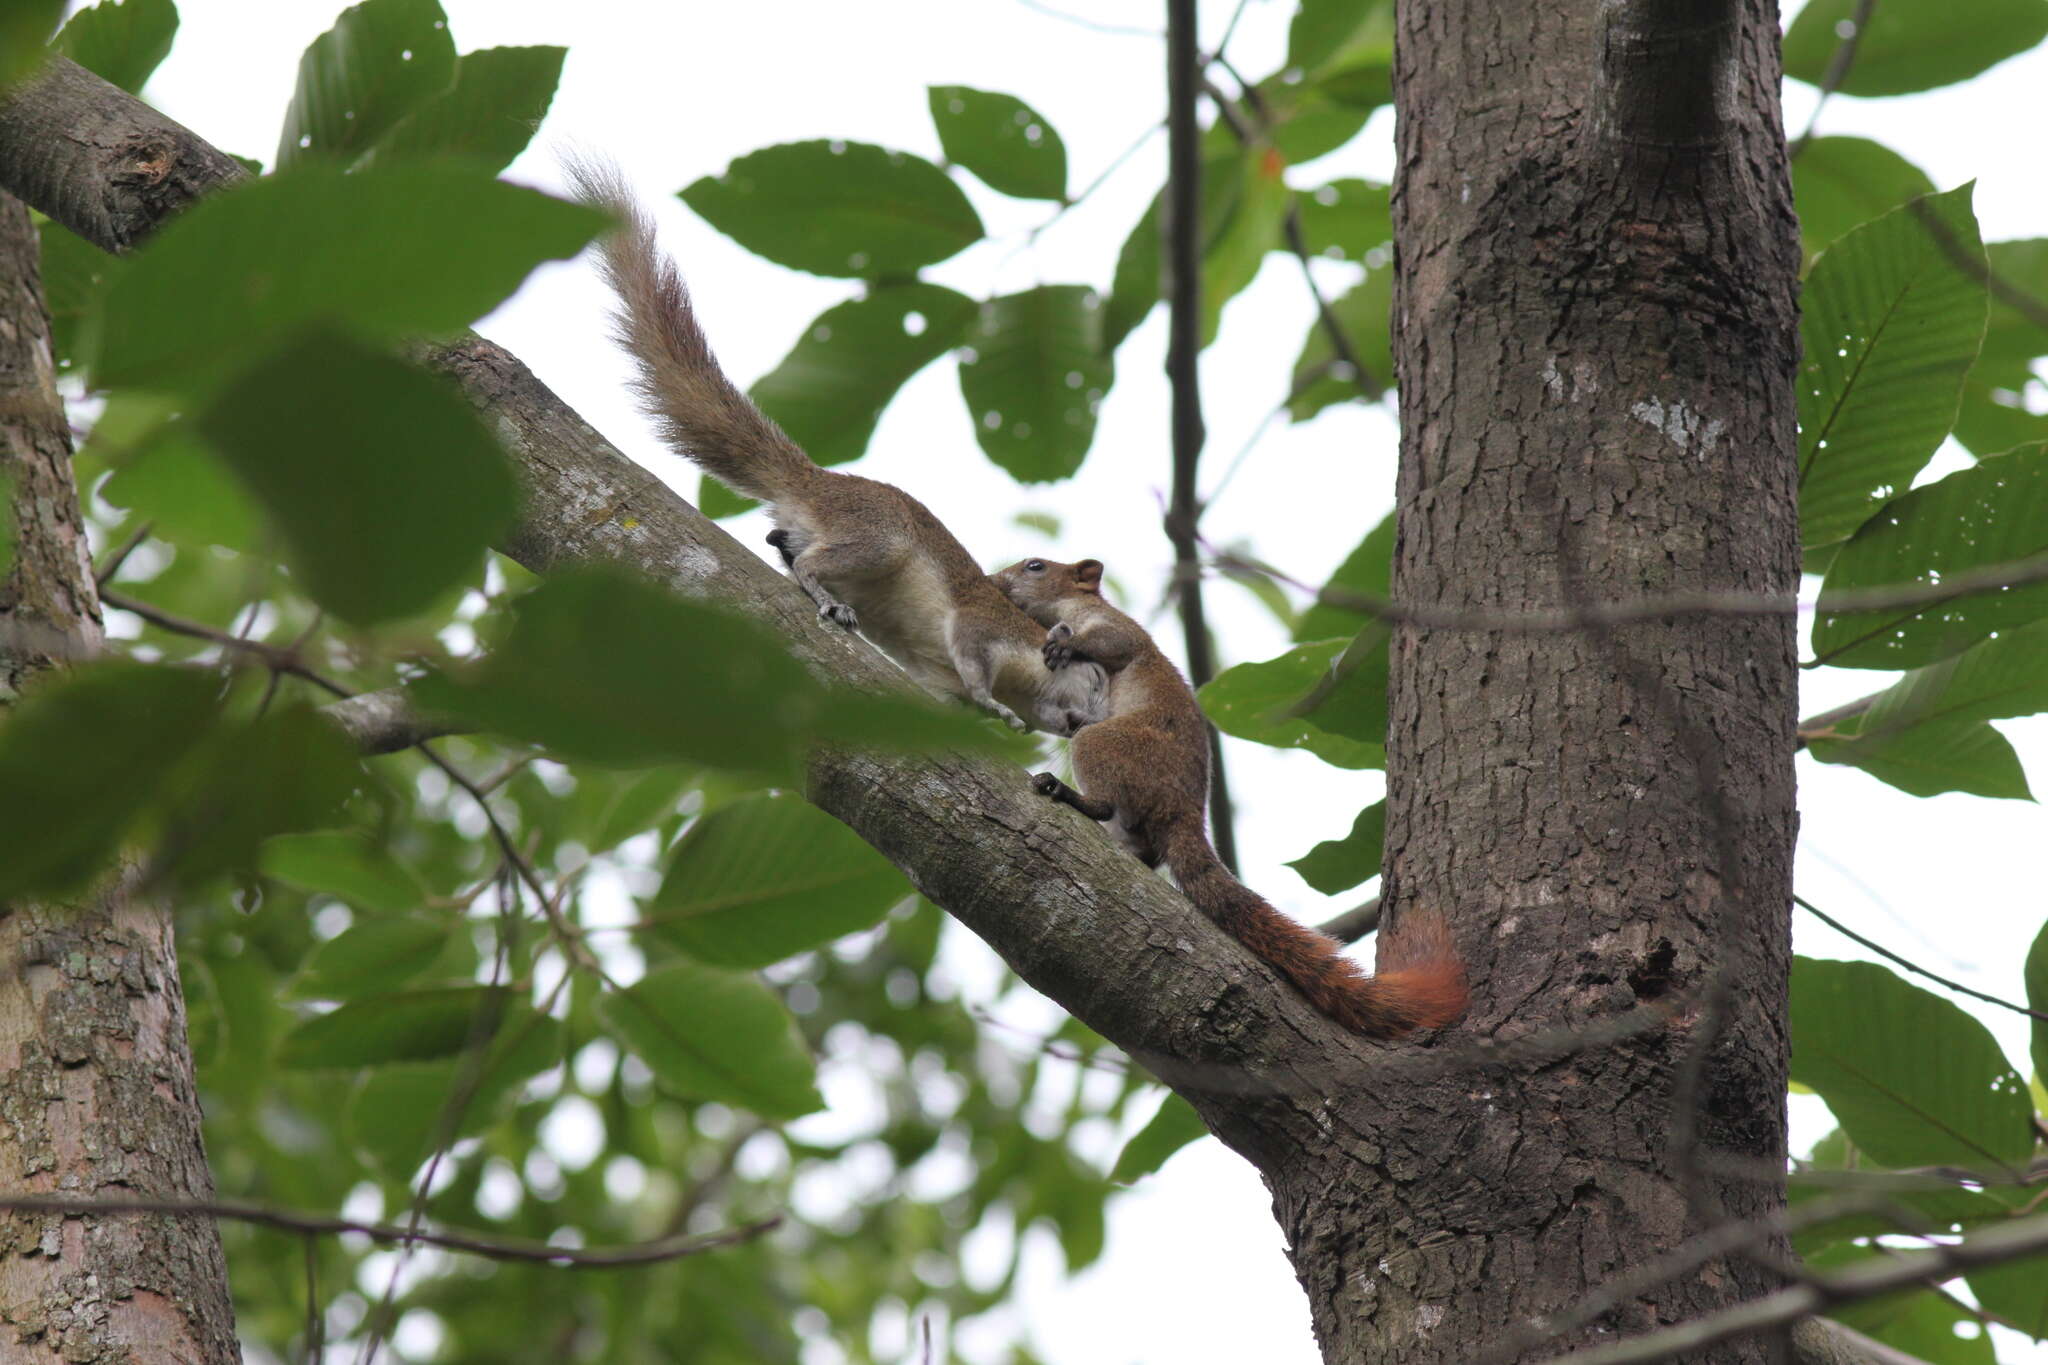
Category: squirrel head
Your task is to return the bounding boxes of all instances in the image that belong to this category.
[991,556,1105,623]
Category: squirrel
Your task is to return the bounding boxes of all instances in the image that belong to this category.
[991,556,1468,1039]
[568,159,1106,736]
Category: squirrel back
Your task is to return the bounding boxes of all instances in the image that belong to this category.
[566,156,818,506]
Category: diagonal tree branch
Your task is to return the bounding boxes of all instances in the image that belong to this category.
[0,58,1392,1137]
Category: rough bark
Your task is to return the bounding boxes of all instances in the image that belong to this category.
[1354,1,1803,1362]
[2,49,1819,1365]
[0,192,239,1362]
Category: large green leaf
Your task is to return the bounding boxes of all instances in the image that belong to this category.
[1970,1254,2048,1340]
[1197,641,1384,769]
[1294,512,1394,643]
[928,86,1066,202]
[1808,714,2031,800]
[197,330,517,625]
[35,222,106,374]
[1855,1289,1998,1363]
[276,0,457,168]
[958,286,1112,483]
[1292,178,1391,264]
[1289,268,1392,420]
[2026,916,2048,1088]
[0,662,218,898]
[97,416,263,554]
[1286,800,1383,895]
[1791,137,1935,268]
[1201,148,1291,346]
[55,0,177,94]
[412,568,1017,775]
[0,1,64,94]
[159,702,363,888]
[1797,186,1987,550]
[593,963,822,1119]
[347,1010,560,1178]
[1108,1092,1208,1184]
[1101,150,1253,354]
[650,793,909,969]
[260,830,429,913]
[360,45,565,173]
[682,141,983,279]
[279,985,508,1068]
[293,916,450,999]
[1789,957,2034,1171]
[1784,0,2048,97]
[1812,445,2048,669]
[750,283,975,468]
[1104,194,1162,352]
[1288,0,1395,108]
[1955,239,2048,456]
[93,164,602,388]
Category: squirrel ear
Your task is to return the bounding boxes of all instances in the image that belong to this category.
[1074,559,1104,592]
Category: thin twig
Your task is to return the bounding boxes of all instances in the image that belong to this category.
[93,520,153,585]
[103,588,339,691]
[303,1233,322,1365]
[1796,894,2048,1022]
[0,1195,779,1267]
[1316,896,1380,943]
[1789,0,1877,158]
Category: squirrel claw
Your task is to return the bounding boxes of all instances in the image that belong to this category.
[1043,622,1075,669]
[820,602,858,630]
[1031,771,1062,796]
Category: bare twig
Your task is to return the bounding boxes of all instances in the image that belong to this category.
[93,519,153,585]
[0,1194,779,1268]
[1796,894,2048,1022]
[1316,896,1381,943]
[1789,0,1877,158]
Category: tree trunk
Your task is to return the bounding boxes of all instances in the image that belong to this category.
[1269,1,1800,1361]
[0,194,240,1363]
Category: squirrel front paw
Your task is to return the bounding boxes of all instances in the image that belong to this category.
[819,601,859,630]
[1031,771,1063,796]
[1043,622,1075,670]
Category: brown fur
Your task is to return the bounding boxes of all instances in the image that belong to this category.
[568,158,1106,736]
[992,557,1467,1039]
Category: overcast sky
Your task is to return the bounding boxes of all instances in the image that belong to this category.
[107,2,2048,1361]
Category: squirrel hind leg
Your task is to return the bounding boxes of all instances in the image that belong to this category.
[1031,771,1117,822]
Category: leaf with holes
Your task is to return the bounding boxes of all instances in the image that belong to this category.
[958,286,1112,483]
[277,0,457,168]
[750,283,975,468]
[1791,137,1935,268]
[55,0,177,94]
[1798,185,1987,550]
[1784,0,2048,97]
[1790,957,2034,1171]
[928,85,1066,202]
[1812,445,2048,669]
[594,963,821,1119]
[360,45,565,173]
[1287,801,1383,895]
[683,140,982,279]
[651,793,910,969]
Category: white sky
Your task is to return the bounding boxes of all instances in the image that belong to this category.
[111,2,2048,1362]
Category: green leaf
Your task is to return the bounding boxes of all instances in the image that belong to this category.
[1198,641,1384,769]
[2026,917,2048,1088]
[682,141,983,279]
[38,221,111,376]
[1954,239,2048,457]
[651,793,908,969]
[1798,186,1988,550]
[160,702,363,887]
[1289,621,1390,747]
[1288,268,1392,420]
[588,766,697,854]
[1812,445,2048,669]
[593,962,821,1119]
[1292,178,1391,264]
[1294,512,1393,643]
[1790,957,2034,1171]
[697,475,756,521]
[750,284,975,468]
[1809,715,2031,800]
[1200,148,1291,346]
[260,831,428,913]
[928,86,1066,202]
[1791,138,1935,269]
[1289,0,1394,107]
[1104,194,1162,352]
[1109,1092,1208,1183]
[347,1010,560,1178]
[197,330,516,625]
[1784,0,2048,97]
[0,0,64,94]
[1969,1255,2048,1340]
[93,163,603,389]
[1218,78,1372,164]
[1287,800,1383,895]
[55,0,177,94]
[412,568,1016,775]
[1857,1290,1998,1363]
[0,662,218,898]
[277,0,457,168]
[359,45,564,173]
[294,916,449,999]
[958,286,1112,483]
[98,417,263,554]
[280,985,508,1068]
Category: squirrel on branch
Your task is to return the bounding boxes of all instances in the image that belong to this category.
[569,158,1106,737]
[992,556,1468,1040]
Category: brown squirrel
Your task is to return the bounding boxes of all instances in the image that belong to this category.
[569,159,1106,736]
[991,556,1468,1039]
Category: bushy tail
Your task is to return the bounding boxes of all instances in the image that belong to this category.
[563,155,817,505]
[1162,819,1466,1039]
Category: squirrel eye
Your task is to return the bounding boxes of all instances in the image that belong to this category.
[1026,560,1046,572]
